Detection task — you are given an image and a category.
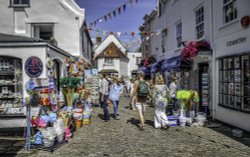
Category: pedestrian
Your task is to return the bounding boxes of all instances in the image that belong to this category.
[99,74,103,107]
[130,79,136,110]
[133,72,150,130]
[153,74,170,129]
[169,76,179,113]
[109,78,124,120]
[100,74,110,122]
[125,78,132,97]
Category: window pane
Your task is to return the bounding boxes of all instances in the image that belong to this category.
[219,94,223,104]
[235,83,242,96]
[21,0,29,4]
[242,55,249,69]
[229,96,234,107]
[228,83,234,95]
[13,0,20,4]
[243,97,250,111]
[235,97,242,109]
[234,70,241,82]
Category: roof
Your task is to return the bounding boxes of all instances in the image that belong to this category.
[96,42,128,59]
[0,33,73,57]
[99,69,118,73]
[0,33,44,42]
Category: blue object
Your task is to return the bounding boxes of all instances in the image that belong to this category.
[49,112,57,123]
[161,55,192,72]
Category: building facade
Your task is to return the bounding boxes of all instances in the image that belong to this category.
[0,0,92,57]
[212,0,250,131]
[95,34,141,78]
[140,0,250,131]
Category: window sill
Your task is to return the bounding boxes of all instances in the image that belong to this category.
[9,5,30,8]
[219,19,239,30]
[104,64,114,66]
[197,37,205,41]
[218,104,250,114]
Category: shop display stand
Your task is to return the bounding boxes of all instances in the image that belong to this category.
[201,73,209,114]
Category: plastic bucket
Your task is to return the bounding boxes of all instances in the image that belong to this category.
[178,116,186,127]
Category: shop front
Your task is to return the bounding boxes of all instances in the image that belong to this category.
[0,33,71,128]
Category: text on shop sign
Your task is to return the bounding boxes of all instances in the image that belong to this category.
[226,37,247,47]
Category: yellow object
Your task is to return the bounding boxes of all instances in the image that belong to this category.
[82,119,91,125]
[75,120,82,129]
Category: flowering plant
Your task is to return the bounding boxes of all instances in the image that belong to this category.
[181,41,211,60]
[177,90,192,110]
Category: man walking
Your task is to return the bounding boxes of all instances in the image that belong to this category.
[100,74,110,122]
[133,72,150,130]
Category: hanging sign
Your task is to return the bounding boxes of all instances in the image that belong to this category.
[25,56,43,78]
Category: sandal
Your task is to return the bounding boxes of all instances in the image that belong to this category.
[139,124,145,130]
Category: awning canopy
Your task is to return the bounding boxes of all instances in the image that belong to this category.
[139,66,151,75]
[99,69,118,73]
[161,55,192,71]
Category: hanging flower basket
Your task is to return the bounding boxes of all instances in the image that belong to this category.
[181,41,211,60]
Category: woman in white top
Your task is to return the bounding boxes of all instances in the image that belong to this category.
[152,75,170,129]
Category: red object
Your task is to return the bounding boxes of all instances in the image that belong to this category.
[181,41,211,60]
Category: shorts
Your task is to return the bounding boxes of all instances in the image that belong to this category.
[136,102,146,112]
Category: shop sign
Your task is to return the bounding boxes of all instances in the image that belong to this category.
[226,37,247,47]
[25,56,43,78]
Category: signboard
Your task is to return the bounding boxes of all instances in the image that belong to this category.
[25,56,43,78]
[226,37,247,47]
[92,69,98,75]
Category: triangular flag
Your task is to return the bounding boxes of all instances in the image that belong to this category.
[129,0,133,6]
[117,32,121,37]
[131,32,135,37]
[157,30,161,36]
[103,31,107,36]
[113,10,116,17]
[108,13,112,19]
[136,0,138,3]
[118,7,121,14]
[104,16,107,21]
[151,32,154,37]
[123,4,126,11]
[98,18,103,23]
[94,21,97,27]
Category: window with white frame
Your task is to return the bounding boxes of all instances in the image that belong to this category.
[195,6,204,39]
[223,0,237,23]
[161,29,167,53]
[11,0,30,7]
[176,21,182,48]
[105,58,114,65]
[33,24,54,40]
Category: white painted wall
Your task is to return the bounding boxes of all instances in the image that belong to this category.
[127,52,142,76]
[97,58,120,76]
[0,0,85,57]
[213,0,250,131]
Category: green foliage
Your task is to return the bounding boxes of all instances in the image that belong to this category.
[60,77,81,88]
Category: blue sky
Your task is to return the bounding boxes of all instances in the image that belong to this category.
[75,0,157,50]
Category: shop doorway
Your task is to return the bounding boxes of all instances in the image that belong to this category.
[198,63,210,115]
[53,59,61,92]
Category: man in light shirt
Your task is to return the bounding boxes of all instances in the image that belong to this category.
[100,74,110,122]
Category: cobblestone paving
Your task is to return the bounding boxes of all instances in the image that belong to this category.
[18,97,250,157]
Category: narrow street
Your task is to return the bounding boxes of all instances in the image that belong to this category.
[18,97,250,157]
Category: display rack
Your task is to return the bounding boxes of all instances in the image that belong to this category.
[201,73,209,108]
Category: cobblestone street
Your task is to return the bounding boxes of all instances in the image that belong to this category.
[16,97,250,157]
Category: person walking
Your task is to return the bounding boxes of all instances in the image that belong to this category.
[169,76,179,111]
[100,74,110,122]
[130,79,136,110]
[133,72,150,130]
[153,75,170,129]
[109,78,123,120]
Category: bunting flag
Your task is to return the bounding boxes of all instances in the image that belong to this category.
[89,0,140,28]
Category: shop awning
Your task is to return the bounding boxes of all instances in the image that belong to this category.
[139,66,151,75]
[99,69,118,73]
[161,55,192,71]
[150,63,158,73]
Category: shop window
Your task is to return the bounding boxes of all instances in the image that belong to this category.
[176,21,182,48]
[219,55,250,112]
[195,6,204,39]
[0,56,23,115]
[104,58,114,65]
[33,24,54,40]
[223,0,237,23]
[10,0,30,7]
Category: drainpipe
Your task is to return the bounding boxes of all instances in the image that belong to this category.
[209,0,216,120]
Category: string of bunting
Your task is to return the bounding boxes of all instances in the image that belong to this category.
[89,0,139,28]
[88,28,162,39]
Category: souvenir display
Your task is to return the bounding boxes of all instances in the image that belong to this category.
[0,57,23,115]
